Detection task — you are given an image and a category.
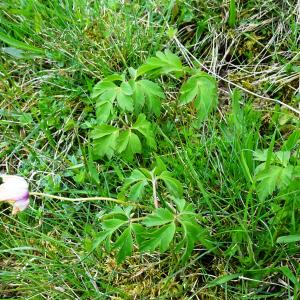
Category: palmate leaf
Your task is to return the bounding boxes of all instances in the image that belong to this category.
[158,171,183,198]
[137,49,183,77]
[90,114,156,160]
[255,165,294,201]
[132,79,165,116]
[90,124,119,159]
[140,222,176,253]
[116,130,142,160]
[141,208,176,253]
[114,227,133,264]
[179,72,218,122]
[123,169,149,200]
[143,208,174,226]
[91,79,134,120]
[132,114,156,149]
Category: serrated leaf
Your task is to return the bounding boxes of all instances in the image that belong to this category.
[275,151,290,167]
[253,149,269,162]
[131,223,146,246]
[124,169,149,199]
[134,80,165,116]
[128,180,148,200]
[92,79,134,112]
[173,198,186,213]
[91,125,119,158]
[116,130,130,153]
[137,49,183,77]
[179,73,218,122]
[117,130,142,160]
[159,171,183,197]
[102,218,127,231]
[125,169,148,186]
[96,101,113,123]
[143,208,174,227]
[114,227,133,263]
[256,165,293,200]
[90,124,118,139]
[132,114,156,148]
[93,231,111,248]
[153,157,167,176]
[116,82,134,111]
[140,222,176,253]
[125,132,142,160]
[92,81,117,99]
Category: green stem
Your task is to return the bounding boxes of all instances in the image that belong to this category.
[30,192,145,208]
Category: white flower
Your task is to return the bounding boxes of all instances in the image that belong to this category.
[0,175,29,215]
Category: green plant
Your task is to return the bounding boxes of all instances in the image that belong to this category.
[87,51,219,263]
[90,50,218,161]
[254,130,300,201]
[94,196,214,264]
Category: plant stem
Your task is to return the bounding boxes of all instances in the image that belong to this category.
[30,192,143,207]
[152,177,159,208]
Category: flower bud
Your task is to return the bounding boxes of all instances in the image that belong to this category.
[0,175,30,214]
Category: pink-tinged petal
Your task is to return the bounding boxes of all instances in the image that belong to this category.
[12,196,30,215]
[0,175,30,214]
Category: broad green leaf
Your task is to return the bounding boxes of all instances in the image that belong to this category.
[274,151,290,167]
[134,80,165,116]
[253,149,269,162]
[105,73,124,82]
[96,101,113,123]
[131,223,146,246]
[116,130,130,153]
[153,157,167,176]
[128,180,148,200]
[90,124,118,139]
[143,208,174,227]
[179,73,218,122]
[87,144,100,184]
[173,198,186,213]
[137,49,183,77]
[93,231,111,248]
[92,80,134,112]
[102,218,127,231]
[276,235,300,244]
[114,227,133,263]
[256,165,293,200]
[132,114,156,148]
[116,82,133,111]
[91,125,119,158]
[139,168,153,179]
[140,222,176,253]
[92,81,117,99]
[117,131,142,160]
[124,169,149,199]
[178,220,199,262]
[125,169,149,186]
[159,171,183,197]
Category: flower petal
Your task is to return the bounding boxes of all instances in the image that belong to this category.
[0,175,30,214]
